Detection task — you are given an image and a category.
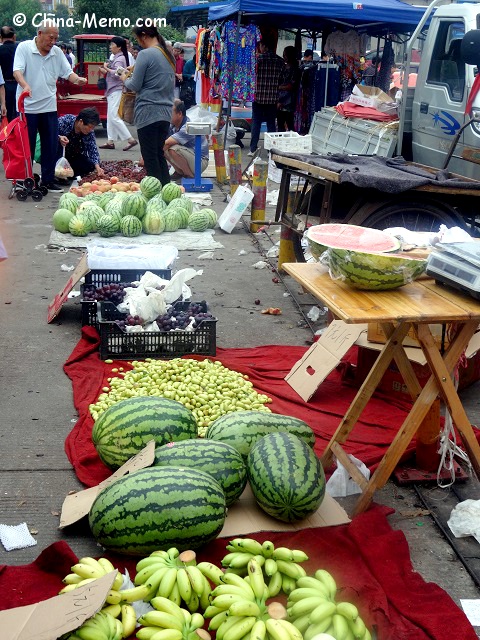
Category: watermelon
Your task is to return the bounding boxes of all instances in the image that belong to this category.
[122,193,147,220]
[206,411,315,459]
[306,224,401,261]
[142,208,166,234]
[167,202,190,229]
[68,214,90,236]
[179,195,194,215]
[162,182,182,204]
[329,248,427,291]
[247,432,325,522]
[78,203,104,232]
[146,195,167,215]
[202,208,218,229]
[88,466,226,555]
[140,176,162,199]
[97,192,117,210]
[188,210,210,232]
[92,396,198,469]
[105,198,124,217]
[154,439,247,506]
[52,208,75,233]
[97,214,119,237]
[163,208,182,232]
[121,214,142,237]
[59,192,79,213]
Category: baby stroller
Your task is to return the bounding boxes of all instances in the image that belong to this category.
[0,91,47,201]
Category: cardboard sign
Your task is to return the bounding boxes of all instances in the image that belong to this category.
[0,572,116,640]
[285,320,367,401]
[47,253,88,323]
[59,440,156,528]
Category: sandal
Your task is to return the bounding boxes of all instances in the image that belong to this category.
[123,140,138,151]
[99,143,115,149]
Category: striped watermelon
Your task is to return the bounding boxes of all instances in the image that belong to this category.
[146,195,167,215]
[306,224,401,261]
[206,411,315,459]
[122,193,148,220]
[97,214,119,237]
[202,208,218,229]
[167,202,190,229]
[105,197,124,217]
[92,396,198,469]
[188,210,210,232]
[163,207,182,232]
[247,432,325,522]
[329,248,427,290]
[154,439,247,506]
[78,203,104,232]
[121,214,142,237]
[88,466,226,555]
[140,176,162,199]
[179,196,194,215]
[162,182,182,204]
[68,214,90,236]
[59,192,79,213]
[142,208,165,234]
[97,192,117,210]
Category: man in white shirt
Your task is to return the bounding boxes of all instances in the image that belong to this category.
[13,21,87,192]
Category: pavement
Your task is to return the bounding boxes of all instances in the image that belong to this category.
[0,125,479,632]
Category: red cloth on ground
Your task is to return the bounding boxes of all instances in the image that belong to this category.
[335,101,398,122]
[0,507,476,640]
[64,327,420,488]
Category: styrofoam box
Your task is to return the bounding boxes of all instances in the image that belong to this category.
[218,185,254,233]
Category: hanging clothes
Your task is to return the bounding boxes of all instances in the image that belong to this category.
[218,21,260,102]
[294,62,317,134]
[325,29,367,101]
[376,39,394,94]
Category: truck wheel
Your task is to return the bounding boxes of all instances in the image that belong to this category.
[359,200,464,233]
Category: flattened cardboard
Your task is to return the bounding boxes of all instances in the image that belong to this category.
[59,440,155,528]
[220,485,350,536]
[47,253,88,323]
[285,320,367,401]
[0,572,116,640]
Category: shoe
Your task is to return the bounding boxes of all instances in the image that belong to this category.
[41,181,64,193]
[170,171,183,182]
[247,150,256,157]
[99,143,115,149]
[123,140,138,151]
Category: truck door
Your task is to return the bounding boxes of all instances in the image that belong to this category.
[412,18,469,175]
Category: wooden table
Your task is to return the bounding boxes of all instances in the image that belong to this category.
[283,263,480,515]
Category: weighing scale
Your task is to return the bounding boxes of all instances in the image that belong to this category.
[426,242,480,300]
[181,122,213,192]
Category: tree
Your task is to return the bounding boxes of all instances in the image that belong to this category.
[55,5,76,43]
[0,0,43,41]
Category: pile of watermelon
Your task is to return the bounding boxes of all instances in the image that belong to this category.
[306,223,427,290]
[52,177,219,238]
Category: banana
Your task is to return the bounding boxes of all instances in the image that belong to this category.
[59,579,97,594]
[265,619,290,640]
[295,578,331,599]
[71,563,105,580]
[59,583,79,594]
[250,619,266,640]
[303,618,333,640]
[291,550,308,563]
[332,613,350,640]
[287,587,330,603]
[185,591,200,613]
[253,555,265,567]
[146,567,171,596]
[237,538,264,556]
[76,624,108,640]
[246,559,265,601]
[158,568,179,599]
[63,572,84,585]
[308,601,337,625]
[264,558,278,577]
[207,610,229,631]
[181,609,192,625]
[261,541,274,558]
[149,630,183,640]
[225,553,254,569]
[336,602,359,622]
[138,611,184,632]
[271,547,294,562]
[167,547,180,562]
[220,572,255,598]
[121,604,137,638]
[189,612,205,631]
[210,593,246,610]
[212,584,256,600]
[226,538,247,551]
[119,584,150,603]
[223,616,257,640]
[216,615,245,640]
[150,597,184,618]
[102,604,122,619]
[136,556,168,572]
[276,619,303,640]
[275,560,306,580]
[267,571,282,598]
[349,615,366,639]
[114,618,124,640]
[170,581,182,606]
[151,550,171,559]
[137,628,161,640]
[199,575,212,610]
[314,570,337,600]
[362,628,372,640]
[97,557,116,574]
[176,568,193,603]
[113,572,124,592]
[105,590,122,605]
[100,610,118,640]
[185,565,207,597]
[228,600,262,618]
[79,557,106,572]
[280,575,297,596]
[291,614,310,635]
[203,605,224,618]
[197,561,225,585]
[136,563,168,585]
[289,596,327,620]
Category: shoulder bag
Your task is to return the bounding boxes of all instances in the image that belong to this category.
[118,89,136,125]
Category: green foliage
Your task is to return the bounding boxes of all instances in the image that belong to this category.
[55,5,76,43]
[0,0,43,40]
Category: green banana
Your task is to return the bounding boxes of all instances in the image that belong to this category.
[289,596,327,620]
[216,615,244,640]
[197,561,225,585]
[138,610,184,632]
[267,571,283,598]
[280,574,297,596]
[336,601,359,621]
[290,550,308,563]
[176,567,193,603]
[207,610,229,631]
[304,618,334,640]
[271,547,294,562]
[150,596,183,618]
[158,568,179,599]
[349,615,367,639]
[295,577,331,599]
[261,541,274,558]
[222,616,257,640]
[250,619,266,640]
[308,600,337,625]
[135,563,168,586]
[276,619,303,640]
[288,587,330,603]
[228,600,262,618]
[149,629,183,640]
[332,612,350,640]
[246,559,265,601]
[290,614,310,635]
[264,619,290,640]
[264,559,278,577]
[236,539,264,556]
[275,560,306,580]
[314,569,337,600]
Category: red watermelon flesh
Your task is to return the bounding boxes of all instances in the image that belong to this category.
[306,223,400,261]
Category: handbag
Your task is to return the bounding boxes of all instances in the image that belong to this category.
[118,90,136,125]
[97,76,107,90]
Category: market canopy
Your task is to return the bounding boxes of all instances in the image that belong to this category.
[208,0,428,31]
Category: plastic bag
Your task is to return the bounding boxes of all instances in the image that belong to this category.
[55,149,74,179]
[326,455,370,497]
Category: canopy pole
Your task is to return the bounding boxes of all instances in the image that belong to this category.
[226,10,244,131]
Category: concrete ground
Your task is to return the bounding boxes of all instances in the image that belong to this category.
[0,125,479,633]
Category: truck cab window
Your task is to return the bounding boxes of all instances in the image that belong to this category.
[427,21,466,101]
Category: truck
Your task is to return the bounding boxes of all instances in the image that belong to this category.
[274,0,480,255]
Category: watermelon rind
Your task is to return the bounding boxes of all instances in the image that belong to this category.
[329,247,427,290]
[306,224,401,261]
[247,432,325,523]
[88,466,226,555]
[53,208,75,233]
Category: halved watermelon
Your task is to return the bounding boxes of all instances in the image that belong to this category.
[306,224,401,261]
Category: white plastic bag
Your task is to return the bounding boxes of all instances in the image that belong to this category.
[87,242,178,270]
[55,148,74,179]
[326,455,370,497]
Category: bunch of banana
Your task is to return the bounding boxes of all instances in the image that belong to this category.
[137,595,210,640]
[64,610,124,640]
[221,539,309,597]
[134,548,212,612]
[60,556,149,605]
[286,570,372,640]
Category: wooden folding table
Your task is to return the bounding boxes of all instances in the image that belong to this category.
[283,263,480,515]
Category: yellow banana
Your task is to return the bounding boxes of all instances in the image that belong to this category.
[275,560,306,580]
[261,541,274,558]
[203,605,224,618]
[246,559,265,601]
[291,614,310,635]
[207,610,229,631]
[224,553,254,569]
[304,618,333,640]
[97,557,116,574]
[136,556,169,572]
[288,587,330,603]
[336,602,359,622]
[250,619,266,640]
[150,630,183,640]
[105,590,122,605]
[295,578,331,599]
[118,584,150,603]
[158,568,179,599]
[185,565,207,597]
[113,572,124,592]
[267,571,282,598]
[137,628,162,640]
[314,570,337,600]
[332,613,350,640]
[136,563,168,585]
[79,557,106,572]
[167,547,180,562]
[220,572,255,598]
[276,619,303,640]
[236,538,264,556]
[228,600,262,618]
[212,584,255,600]
[265,619,291,640]
[188,612,204,631]
[139,611,184,631]
[146,567,171,595]
[59,583,79,594]
[289,596,327,620]
[121,604,137,638]
[197,561,225,585]
[349,615,366,639]
[271,547,294,562]
[210,593,246,610]
[63,572,84,585]
[185,591,200,613]
[71,563,105,580]
[264,559,278,577]
[216,615,247,640]
[280,575,296,596]
[223,616,257,640]
[362,627,372,640]
[101,604,122,619]
[176,568,193,603]
[308,601,337,625]
[199,575,212,610]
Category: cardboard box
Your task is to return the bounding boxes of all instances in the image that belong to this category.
[367,321,452,349]
[348,84,393,109]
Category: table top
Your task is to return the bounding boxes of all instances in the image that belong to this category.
[283,263,480,324]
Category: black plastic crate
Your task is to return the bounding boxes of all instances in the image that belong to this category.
[98,301,217,360]
[80,268,172,327]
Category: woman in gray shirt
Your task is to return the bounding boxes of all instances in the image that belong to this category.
[120,21,175,185]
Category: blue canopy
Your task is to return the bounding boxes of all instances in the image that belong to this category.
[208,0,427,31]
